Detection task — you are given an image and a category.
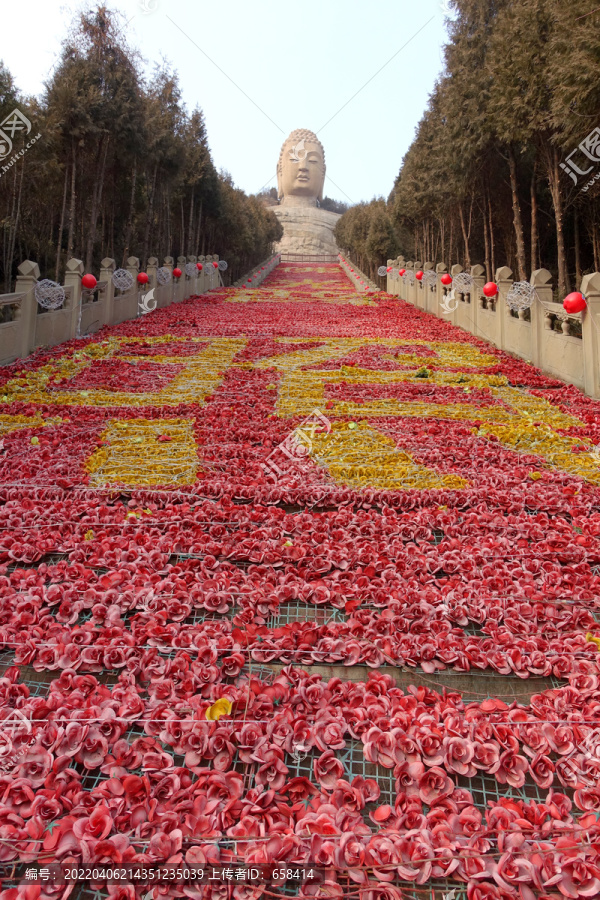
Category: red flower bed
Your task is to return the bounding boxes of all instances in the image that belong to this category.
[0,263,598,898]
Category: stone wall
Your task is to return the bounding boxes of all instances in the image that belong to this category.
[387,258,600,399]
[0,254,277,366]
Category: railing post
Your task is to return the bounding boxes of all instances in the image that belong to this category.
[188,256,198,295]
[197,255,206,293]
[469,264,485,335]
[494,266,513,350]
[581,272,600,398]
[423,261,435,312]
[386,258,393,294]
[435,262,448,318]
[209,255,219,291]
[100,258,116,325]
[147,257,158,289]
[127,257,140,282]
[450,264,463,327]
[177,256,187,301]
[64,258,84,338]
[14,260,40,358]
[530,268,553,370]
[162,257,174,307]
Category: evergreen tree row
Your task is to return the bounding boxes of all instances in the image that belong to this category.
[0,5,282,291]
[336,0,600,296]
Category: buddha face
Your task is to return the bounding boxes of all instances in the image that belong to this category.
[278,137,325,205]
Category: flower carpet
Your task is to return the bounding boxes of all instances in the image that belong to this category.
[0,262,600,899]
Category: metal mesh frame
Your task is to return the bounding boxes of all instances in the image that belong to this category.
[268,599,346,628]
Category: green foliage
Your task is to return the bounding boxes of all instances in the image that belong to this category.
[0,5,281,288]
[388,0,600,291]
[335,200,409,280]
[320,197,350,214]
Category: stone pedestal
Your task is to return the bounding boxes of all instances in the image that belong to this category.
[271,206,340,256]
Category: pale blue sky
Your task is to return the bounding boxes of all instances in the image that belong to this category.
[3,0,453,204]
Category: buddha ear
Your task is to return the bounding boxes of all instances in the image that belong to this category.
[277,164,283,201]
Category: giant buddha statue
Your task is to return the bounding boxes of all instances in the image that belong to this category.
[270,129,341,257]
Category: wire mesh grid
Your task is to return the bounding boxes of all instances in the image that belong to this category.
[236,664,276,684]
[282,740,398,808]
[456,769,555,806]
[267,599,346,629]
[278,882,468,900]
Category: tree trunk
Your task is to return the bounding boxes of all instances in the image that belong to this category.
[85,136,110,272]
[188,193,194,257]
[487,190,495,278]
[66,139,77,261]
[482,194,491,282]
[123,161,137,264]
[54,164,69,282]
[166,184,171,258]
[459,203,471,270]
[142,164,158,267]
[507,144,527,281]
[4,157,21,292]
[546,145,570,296]
[530,162,538,274]
[196,200,203,257]
[574,209,582,288]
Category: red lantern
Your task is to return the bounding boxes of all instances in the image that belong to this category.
[137,272,149,285]
[81,273,97,290]
[441,274,452,286]
[399,268,406,276]
[213,261,219,269]
[350,269,354,273]
[483,282,498,298]
[173,268,182,278]
[563,291,587,314]
[386,266,392,273]
[415,271,424,281]
[196,263,203,271]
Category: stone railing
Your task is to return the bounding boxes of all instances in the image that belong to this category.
[232,254,281,288]
[386,258,600,399]
[338,254,378,292]
[0,253,224,366]
[280,253,339,263]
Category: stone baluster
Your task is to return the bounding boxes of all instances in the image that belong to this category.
[580,272,600,398]
[494,266,513,350]
[14,260,40,358]
[100,258,116,325]
[64,258,84,337]
[530,269,553,370]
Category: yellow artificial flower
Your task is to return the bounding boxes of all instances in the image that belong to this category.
[205,698,233,720]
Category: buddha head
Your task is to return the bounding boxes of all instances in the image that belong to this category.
[277,128,326,207]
